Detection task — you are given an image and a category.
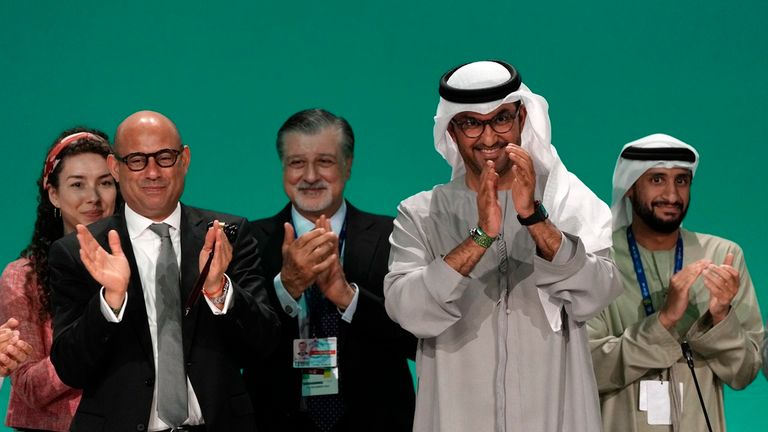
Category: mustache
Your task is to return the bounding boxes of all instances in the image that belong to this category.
[297,181,329,191]
[473,141,520,150]
[139,180,169,188]
[473,141,506,150]
[651,200,683,210]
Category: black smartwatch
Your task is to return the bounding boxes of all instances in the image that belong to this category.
[517,200,548,226]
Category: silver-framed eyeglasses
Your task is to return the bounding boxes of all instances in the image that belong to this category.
[118,147,183,171]
[450,105,522,138]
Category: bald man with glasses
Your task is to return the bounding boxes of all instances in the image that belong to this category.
[49,110,279,432]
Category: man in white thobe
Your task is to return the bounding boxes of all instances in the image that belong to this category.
[384,60,622,432]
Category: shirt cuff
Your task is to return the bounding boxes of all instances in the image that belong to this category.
[432,257,471,303]
[274,273,301,317]
[536,232,576,333]
[99,287,127,322]
[550,232,575,264]
[339,283,360,323]
[204,274,234,315]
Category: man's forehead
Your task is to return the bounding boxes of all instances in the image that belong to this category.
[283,129,343,157]
[642,166,692,176]
[284,149,339,159]
[117,127,180,153]
[453,102,518,119]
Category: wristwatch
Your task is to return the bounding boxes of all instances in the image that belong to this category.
[469,226,496,248]
[517,200,548,226]
[211,278,230,305]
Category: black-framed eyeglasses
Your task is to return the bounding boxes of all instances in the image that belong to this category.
[118,147,183,171]
[450,106,522,138]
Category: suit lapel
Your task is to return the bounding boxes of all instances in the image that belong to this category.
[116,213,155,368]
[262,204,293,276]
[257,204,299,338]
[179,205,205,355]
[342,203,379,287]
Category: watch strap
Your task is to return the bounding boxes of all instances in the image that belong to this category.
[469,226,495,248]
[517,200,548,226]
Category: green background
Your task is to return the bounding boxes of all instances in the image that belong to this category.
[1,0,766,430]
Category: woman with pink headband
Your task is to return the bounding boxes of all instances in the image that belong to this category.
[0,128,119,431]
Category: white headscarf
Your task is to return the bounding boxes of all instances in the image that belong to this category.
[434,60,612,253]
[611,133,699,231]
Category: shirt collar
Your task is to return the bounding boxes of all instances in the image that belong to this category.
[290,201,347,237]
[124,202,182,239]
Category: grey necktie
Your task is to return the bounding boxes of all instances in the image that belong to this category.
[149,223,188,427]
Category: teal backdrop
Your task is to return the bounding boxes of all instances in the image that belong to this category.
[1,0,766,430]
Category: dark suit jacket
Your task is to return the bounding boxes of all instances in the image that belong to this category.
[49,204,280,432]
[244,202,416,432]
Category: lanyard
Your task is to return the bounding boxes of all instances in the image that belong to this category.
[626,227,683,316]
[290,216,347,339]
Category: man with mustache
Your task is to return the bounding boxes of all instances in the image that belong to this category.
[588,134,763,431]
[384,60,622,432]
[244,108,416,432]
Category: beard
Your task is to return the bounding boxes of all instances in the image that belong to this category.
[630,194,688,234]
[292,180,334,214]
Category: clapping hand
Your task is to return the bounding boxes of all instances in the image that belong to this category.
[77,225,130,309]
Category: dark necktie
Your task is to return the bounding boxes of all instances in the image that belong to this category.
[304,285,344,432]
[306,285,340,338]
[149,223,188,427]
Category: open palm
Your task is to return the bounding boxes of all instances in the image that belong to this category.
[76,225,130,294]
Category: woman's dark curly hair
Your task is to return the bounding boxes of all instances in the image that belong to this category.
[20,127,119,321]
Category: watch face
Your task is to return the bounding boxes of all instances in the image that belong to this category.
[539,203,548,219]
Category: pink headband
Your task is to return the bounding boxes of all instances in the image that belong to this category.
[42,132,107,189]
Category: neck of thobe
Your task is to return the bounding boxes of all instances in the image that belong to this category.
[630,218,680,251]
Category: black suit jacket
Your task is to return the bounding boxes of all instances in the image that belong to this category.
[49,204,280,432]
[244,202,416,432]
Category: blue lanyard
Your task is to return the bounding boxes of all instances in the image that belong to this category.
[337,221,347,255]
[288,217,347,340]
[626,227,683,316]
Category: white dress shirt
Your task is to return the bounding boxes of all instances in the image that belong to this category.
[99,203,234,431]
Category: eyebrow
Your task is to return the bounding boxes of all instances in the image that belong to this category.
[286,153,338,159]
[65,172,112,180]
[646,170,691,178]
[646,167,691,175]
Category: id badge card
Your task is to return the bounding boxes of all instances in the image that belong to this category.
[293,337,337,368]
[301,367,339,396]
[639,380,683,425]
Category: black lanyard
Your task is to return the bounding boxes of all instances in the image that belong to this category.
[626,227,683,316]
